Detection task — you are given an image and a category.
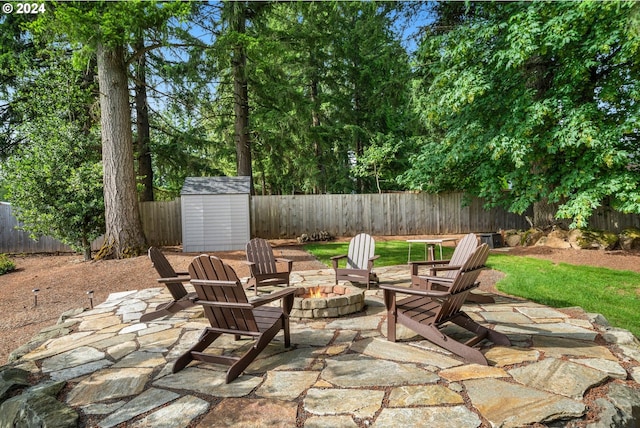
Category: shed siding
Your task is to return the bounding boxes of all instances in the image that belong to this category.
[181,190,250,252]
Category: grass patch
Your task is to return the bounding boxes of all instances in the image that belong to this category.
[487,253,640,339]
[303,240,454,268]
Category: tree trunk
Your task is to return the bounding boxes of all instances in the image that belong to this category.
[96,42,147,259]
[231,3,253,193]
[310,78,325,194]
[134,36,154,202]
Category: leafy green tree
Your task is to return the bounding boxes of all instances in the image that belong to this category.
[2,58,104,260]
[404,2,640,227]
[405,1,640,228]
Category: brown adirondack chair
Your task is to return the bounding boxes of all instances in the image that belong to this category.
[245,238,293,296]
[331,233,380,289]
[410,233,494,304]
[140,247,198,322]
[173,254,295,383]
[381,244,510,365]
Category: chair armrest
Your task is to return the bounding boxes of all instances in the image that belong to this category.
[331,254,347,269]
[190,279,238,287]
[409,259,451,267]
[275,258,294,272]
[430,265,462,272]
[367,255,380,270]
[379,283,451,298]
[157,275,190,284]
[251,288,296,307]
[409,260,450,275]
[413,274,455,287]
[198,300,253,309]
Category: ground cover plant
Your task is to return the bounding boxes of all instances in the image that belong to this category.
[303,240,454,268]
[305,241,640,338]
[0,254,15,275]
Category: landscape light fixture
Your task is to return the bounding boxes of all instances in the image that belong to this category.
[87,290,94,309]
[32,288,40,307]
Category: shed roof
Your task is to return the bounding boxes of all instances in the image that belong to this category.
[181,176,251,195]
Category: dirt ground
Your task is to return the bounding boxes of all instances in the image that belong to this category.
[1,237,639,365]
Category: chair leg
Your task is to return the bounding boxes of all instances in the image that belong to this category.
[226,321,282,383]
[140,299,195,322]
[419,323,489,365]
[173,329,221,373]
[452,313,511,347]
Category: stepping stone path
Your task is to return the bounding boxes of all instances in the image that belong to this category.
[1,266,639,427]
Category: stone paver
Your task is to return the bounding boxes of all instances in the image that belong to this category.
[1,265,639,427]
[464,378,586,428]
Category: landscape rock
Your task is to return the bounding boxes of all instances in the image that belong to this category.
[541,229,572,249]
[522,228,545,246]
[0,389,78,428]
[586,383,640,428]
[619,228,640,250]
[0,367,30,400]
[572,229,619,250]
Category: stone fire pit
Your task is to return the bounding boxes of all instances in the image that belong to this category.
[290,284,365,319]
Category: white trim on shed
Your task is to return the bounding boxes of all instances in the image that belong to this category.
[180,177,251,252]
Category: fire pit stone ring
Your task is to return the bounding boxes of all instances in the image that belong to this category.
[290,284,365,318]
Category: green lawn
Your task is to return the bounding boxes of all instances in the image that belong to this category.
[303,240,454,268]
[487,254,640,339]
[304,240,640,338]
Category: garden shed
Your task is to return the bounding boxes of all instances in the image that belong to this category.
[180,176,251,252]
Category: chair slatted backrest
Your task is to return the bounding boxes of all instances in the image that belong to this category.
[149,247,188,300]
[448,233,478,268]
[188,255,258,332]
[434,244,489,324]
[246,238,277,275]
[347,233,376,270]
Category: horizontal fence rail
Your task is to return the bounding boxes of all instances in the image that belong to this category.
[2,193,639,254]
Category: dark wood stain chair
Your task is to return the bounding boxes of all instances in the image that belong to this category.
[140,247,198,322]
[245,238,293,296]
[381,244,510,365]
[331,233,380,289]
[410,233,494,304]
[173,254,295,383]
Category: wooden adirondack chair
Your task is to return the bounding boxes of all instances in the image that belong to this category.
[410,233,494,304]
[245,238,293,296]
[380,244,510,365]
[331,233,380,289]
[173,255,295,383]
[140,247,198,322]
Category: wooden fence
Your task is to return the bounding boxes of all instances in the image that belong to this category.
[3,193,639,254]
[250,193,531,238]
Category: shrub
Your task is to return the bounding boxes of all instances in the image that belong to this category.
[0,254,16,275]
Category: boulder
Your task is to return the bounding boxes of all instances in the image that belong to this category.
[619,228,640,251]
[0,391,78,428]
[543,229,572,249]
[0,367,30,401]
[571,229,619,250]
[503,229,522,247]
[522,229,545,247]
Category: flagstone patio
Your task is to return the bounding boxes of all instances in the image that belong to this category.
[1,266,639,427]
